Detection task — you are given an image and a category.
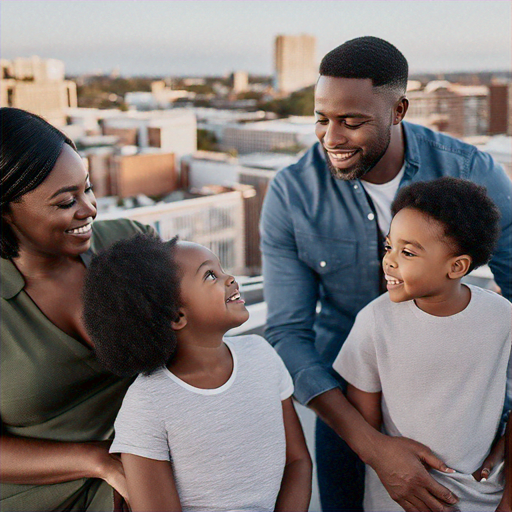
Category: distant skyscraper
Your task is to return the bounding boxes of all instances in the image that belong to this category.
[274,34,317,95]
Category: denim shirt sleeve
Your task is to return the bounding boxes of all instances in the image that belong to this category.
[260,172,340,405]
[467,150,512,302]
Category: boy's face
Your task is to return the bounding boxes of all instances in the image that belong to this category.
[175,242,249,335]
[383,208,458,304]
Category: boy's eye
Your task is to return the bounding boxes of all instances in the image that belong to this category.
[402,250,415,257]
[204,270,217,281]
[383,244,391,252]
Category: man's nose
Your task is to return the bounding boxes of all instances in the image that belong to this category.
[324,122,348,148]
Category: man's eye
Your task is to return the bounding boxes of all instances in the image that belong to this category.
[205,270,217,281]
[344,121,365,129]
[315,119,328,125]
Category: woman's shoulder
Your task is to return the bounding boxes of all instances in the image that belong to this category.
[90,219,157,252]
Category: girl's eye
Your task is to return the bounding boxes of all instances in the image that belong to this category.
[402,250,415,257]
[57,199,76,209]
[86,184,94,193]
[205,270,217,281]
[383,244,391,252]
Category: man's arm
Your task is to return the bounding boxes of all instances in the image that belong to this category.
[121,454,182,512]
[261,173,340,405]
[274,398,312,512]
[469,150,512,302]
[497,417,511,511]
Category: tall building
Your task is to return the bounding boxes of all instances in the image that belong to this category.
[1,56,77,126]
[274,34,317,95]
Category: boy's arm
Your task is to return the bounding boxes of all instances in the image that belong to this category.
[346,383,382,431]
[274,397,312,512]
[121,453,182,512]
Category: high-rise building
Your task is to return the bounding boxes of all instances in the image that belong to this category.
[274,34,317,95]
[0,56,77,126]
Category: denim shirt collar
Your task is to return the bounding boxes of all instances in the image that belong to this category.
[402,121,420,179]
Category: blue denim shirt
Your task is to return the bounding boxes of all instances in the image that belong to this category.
[260,121,512,407]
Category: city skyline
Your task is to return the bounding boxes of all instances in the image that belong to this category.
[1,1,511,77]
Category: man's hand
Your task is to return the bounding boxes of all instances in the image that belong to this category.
[473,435,505,482]
[369,436,459,512]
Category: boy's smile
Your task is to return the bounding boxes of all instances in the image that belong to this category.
[383,207,470,314]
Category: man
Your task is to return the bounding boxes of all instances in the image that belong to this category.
[260,36,512,512]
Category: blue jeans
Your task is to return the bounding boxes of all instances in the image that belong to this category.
[315,417,365,511]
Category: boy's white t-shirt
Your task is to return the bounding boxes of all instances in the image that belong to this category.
[360,165,405,236]
[333,285,511,512]
[110,335,293,512]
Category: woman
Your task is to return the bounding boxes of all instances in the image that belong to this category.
[0,107,154,511]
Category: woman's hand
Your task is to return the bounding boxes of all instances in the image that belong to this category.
[88,441,129,503]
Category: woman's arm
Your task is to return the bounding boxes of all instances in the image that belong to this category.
[346,384,382,430]
[0,433,128,500]
[121,453,182,512]
[274,397,312,512]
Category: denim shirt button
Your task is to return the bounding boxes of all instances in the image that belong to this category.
[353,184,359,190]
[367,212,375,221]
[319,260,327,268]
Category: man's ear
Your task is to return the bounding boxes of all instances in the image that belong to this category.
[171,309,187,331]
[393,96,409,125]
[448,255,472,279]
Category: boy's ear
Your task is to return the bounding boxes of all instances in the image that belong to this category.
[171,309,187,331]
[448,255,472,279]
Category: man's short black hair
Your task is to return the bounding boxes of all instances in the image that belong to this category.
[391,177,501,273]
[83,233,182,377]
[319,36,408,94]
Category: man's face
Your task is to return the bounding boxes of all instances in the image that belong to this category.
[314,76,395,181]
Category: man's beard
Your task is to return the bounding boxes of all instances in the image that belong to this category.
[323,128,391,181]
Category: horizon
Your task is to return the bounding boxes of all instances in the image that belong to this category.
[2,1,511,77]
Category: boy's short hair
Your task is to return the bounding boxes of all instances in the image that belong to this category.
[83,233,182,377]
[319,36,408,95]
[391,177,501,273]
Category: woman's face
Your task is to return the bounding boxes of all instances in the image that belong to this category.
[5,144,97,259]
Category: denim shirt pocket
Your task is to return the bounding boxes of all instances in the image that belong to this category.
[296,233,359,298]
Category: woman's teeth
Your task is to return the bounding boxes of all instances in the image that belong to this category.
[67,224,92,234]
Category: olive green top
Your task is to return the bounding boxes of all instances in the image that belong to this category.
[1,219,155,511]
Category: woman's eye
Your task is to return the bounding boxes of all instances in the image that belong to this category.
[205,270,217,281]
[315,119,328,125]
[57,199,76,209]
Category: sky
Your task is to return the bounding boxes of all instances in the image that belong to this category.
[1,0,511,77]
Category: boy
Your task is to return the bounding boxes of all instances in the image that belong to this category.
[334,177,511,511]
[82,234,312,512]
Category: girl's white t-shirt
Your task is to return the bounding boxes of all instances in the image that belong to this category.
[110,334,293,512]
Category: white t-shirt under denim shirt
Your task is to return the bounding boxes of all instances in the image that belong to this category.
[360,165,405,236]
[110,335,294,512]
[334,285,511,512]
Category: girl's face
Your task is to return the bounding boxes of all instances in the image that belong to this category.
[4,144,97,259]
[174,242,249,336]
